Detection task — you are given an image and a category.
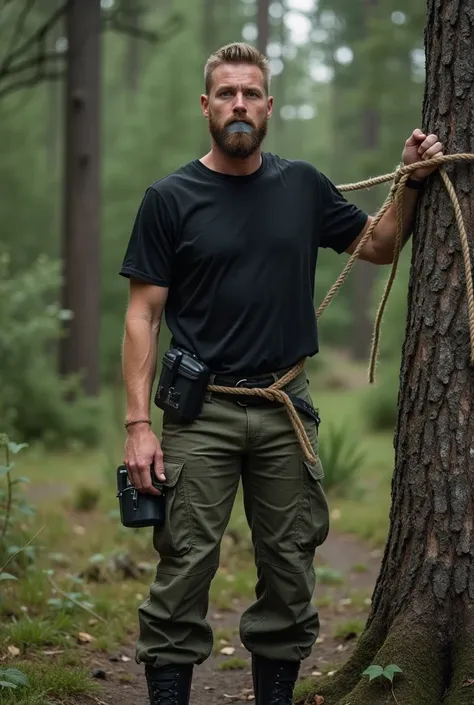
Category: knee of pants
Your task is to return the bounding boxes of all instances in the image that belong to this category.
[257,477,330,573]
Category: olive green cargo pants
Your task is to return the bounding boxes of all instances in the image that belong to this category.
[136,370,329,667]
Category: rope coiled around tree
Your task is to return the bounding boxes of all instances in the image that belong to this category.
[208,154,474,463]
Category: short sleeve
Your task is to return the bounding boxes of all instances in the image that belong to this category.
[119,186,175,286]
[319,173,369,254]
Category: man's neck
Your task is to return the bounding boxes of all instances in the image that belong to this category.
[200,146,262,176]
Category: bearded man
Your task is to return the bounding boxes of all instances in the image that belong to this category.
[119,42,444,705]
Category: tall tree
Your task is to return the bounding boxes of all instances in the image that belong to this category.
[257,0,269,54]
[59,0,102,396]
[299,1,474,703]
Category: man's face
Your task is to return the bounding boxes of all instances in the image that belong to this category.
[201,63,273,159]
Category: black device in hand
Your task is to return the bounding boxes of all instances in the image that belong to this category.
[116,465,166,528]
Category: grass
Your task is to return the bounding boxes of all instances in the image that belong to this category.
[218,657,248,671]
[0,358,395,701]
[333,617,367,640]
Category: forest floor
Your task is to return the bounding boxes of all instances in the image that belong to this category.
[64,529,381,705]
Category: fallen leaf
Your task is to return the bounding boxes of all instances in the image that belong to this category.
[220,646,236,656]
[7,645,20,657]
[88,619,98,626]
[314,696,325,705]
[120,655,131,662]
[77,632,95,644]
[72,525,86,535]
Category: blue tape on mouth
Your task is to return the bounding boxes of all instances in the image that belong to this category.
[226,121,253,134]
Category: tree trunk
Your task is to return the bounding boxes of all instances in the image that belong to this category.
[297,2,474,703]
[59,0,101,396]
[352,0,379,361]
[256,0,269,55]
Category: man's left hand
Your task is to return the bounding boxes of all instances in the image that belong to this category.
[402,128,444,182]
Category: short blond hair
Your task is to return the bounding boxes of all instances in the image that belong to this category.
[204,42,270,95]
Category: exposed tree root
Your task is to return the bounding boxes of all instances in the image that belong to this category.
[295,615,446,705]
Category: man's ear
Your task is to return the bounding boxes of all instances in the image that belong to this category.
[267,96,274,119]
[201,94,210,118]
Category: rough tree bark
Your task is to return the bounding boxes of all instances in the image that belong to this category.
[298,2,474,703]
[59,0,101,396]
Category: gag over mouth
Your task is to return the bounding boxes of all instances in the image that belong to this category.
[226,121,254,134]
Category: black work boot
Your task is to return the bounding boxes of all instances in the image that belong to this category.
[252,654,300,705]
[145,664,193,705]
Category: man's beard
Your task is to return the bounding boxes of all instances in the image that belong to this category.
[209,113,268,159]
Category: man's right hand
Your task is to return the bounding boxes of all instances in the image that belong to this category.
[124,424,166,495]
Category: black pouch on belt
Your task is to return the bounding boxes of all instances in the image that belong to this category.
[154,347,211,422]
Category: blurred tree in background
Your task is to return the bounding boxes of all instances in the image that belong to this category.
[0,0,426,444]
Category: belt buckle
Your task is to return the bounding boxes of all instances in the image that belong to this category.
[235,378,248,407]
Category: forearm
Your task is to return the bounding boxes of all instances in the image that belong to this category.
[122,315,160,423]
[372,184,421,261]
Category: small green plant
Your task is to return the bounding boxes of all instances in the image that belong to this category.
[0,668,29,691]
[0,436,40,577]
[318,421,366,496]
[362,663,403,704]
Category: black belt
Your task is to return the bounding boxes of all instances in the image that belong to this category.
[212,368,292,388]
[210,375,321,428]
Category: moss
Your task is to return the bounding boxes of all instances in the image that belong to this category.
[294,618,385,704]
[334,618,444,705]
[294,614,446,705]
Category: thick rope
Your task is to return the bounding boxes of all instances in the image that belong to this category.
[208,153,474,462]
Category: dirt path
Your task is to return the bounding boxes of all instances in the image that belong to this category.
[76,531,382,705]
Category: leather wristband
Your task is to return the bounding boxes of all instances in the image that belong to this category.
[125,419,151,429]
[405,177,424,190]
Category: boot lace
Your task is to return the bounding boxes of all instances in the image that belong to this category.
[270,667,295,705]
[148,678,179,705]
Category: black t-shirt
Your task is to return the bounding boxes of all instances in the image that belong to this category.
[119,152,368,376]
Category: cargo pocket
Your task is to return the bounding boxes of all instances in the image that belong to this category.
[294,459,330,560]
[152,459,193,558]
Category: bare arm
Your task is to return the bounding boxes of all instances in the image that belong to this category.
[345,130,444,265]
[122,279,168,494]
[345,186,421,265]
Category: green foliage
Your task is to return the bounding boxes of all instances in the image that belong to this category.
[0,437,37,572]
[72,485,101,512]
[318,421,367,496]
[333,617,366,640]
[218,658,248,671]
[0,668,29,691]
[362,362,400,432]
[363,663,403,683]
[0,254,101,447]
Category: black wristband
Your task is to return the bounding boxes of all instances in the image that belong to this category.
[405,177,424,190]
